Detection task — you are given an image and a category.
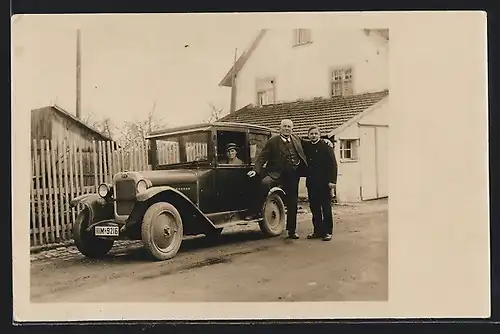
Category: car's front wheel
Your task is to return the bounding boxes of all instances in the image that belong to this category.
[259,193,286,236]
[72,208,114,258]
[141,202,184,261]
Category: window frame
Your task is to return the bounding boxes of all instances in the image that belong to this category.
[293,29,312,46]
[330,66,354,97]
[255,77,276,106]
[339,139,359,162]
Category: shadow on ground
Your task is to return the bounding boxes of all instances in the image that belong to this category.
[75,229,270,265]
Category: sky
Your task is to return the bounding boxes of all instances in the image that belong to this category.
[12,14,260,135]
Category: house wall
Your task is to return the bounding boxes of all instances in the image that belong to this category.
[298,98,389,203]
[234,29,388,110]
[335,99,389,203]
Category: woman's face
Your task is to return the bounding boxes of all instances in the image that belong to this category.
[227,148,237,159]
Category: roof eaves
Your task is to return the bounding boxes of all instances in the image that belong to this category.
[218,29,268,87]
[51,104,113,141]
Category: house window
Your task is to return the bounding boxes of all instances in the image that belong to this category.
[331,67,353,97]
[293,29,312,46]
[339,139,358,160]
[256,77,275,106]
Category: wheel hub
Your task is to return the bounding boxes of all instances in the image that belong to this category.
[152,211,179,250]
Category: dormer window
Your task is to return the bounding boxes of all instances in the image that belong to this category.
[293,29,312,46]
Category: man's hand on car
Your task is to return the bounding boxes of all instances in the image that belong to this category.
[247,171,256,178]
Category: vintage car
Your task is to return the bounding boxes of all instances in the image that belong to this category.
[69,122,287,261]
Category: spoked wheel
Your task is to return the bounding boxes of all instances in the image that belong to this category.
[259,193,286,236]
[72,208,114,258]
[141,202,184,261]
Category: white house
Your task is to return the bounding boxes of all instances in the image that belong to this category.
[219,28,389,203]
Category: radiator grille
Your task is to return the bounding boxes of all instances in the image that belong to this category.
[115,179,136,216]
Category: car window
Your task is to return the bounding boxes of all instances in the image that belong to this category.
[155,131,209,165]
[217,130,247,165]
[248,133,269,164]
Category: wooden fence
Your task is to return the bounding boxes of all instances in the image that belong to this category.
[30,139,150,247]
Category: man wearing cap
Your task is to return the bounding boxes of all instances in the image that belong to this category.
[225,143,244,165]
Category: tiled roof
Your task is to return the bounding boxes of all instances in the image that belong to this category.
[220,90,389,137]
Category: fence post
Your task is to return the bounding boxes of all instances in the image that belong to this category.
[57,139,65,240]
[30,141,38,246]
[63,139,71,240]
[93,141,98,191]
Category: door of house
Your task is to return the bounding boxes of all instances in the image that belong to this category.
[359,125,388,200]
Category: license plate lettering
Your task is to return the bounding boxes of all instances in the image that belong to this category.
[95,226,119,236]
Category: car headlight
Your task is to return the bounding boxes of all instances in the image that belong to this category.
[98,183,112,198]
[136,179,150,193]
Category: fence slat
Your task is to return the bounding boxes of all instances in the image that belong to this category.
[72,139,81,212]
[102,141,108,184]
[42,140,52,243]
[79,144,84,196]
[106,141,113,182]
[63,140,71,240]
[69,139,76,224]
[34,140,44,245]
[49,140,59,242]
[98,141,104,186]
[30,142,38,246]
[57,140,65,240]
[93,141,98,190]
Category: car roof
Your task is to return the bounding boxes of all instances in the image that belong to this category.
[145,121,277,139]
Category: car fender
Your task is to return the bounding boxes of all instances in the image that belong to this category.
[69,194,114,224]
[135,186,217,235]
[268,186,286,198]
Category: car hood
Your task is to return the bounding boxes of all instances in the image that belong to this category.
[135,169,209,186]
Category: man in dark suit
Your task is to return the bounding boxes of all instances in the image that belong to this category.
[303,125,338,241]
[247,119,306,239]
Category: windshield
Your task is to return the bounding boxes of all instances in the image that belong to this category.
[153,131,210,166]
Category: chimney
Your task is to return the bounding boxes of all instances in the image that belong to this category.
[76,29,82,119]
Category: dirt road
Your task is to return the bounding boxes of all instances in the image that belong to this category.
[30,199,388,302]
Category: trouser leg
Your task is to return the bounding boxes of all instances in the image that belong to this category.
[307,185,324,235]
[320,185,334,234]
[283,173,300,233]
[254,175,277,214]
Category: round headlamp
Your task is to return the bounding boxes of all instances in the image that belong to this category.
[98,183,112,198]
[136,179,150,194]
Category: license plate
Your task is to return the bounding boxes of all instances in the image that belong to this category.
[95,226,119,236]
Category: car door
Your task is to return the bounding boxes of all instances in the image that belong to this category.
[214,129,250,212]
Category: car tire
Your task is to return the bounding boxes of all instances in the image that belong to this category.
[141,202,183,261]
[259,193,286,237]
[72,208,114,258]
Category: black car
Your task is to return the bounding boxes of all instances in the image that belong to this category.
[69,122,287,261]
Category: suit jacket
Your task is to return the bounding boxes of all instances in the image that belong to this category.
[254,133,308,179]
[303,140,338,188]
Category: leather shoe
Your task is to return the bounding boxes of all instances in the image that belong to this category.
[322,234,332,241]
[307,233,323,239]
[287,232,299,239]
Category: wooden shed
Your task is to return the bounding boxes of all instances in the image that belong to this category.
[31,104,113,151]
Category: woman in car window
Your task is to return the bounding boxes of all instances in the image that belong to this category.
[225,143,244,165]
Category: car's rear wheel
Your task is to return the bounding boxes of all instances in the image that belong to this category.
[141,202,183,261]
[72,208,114,258]
[259,193,286,236]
